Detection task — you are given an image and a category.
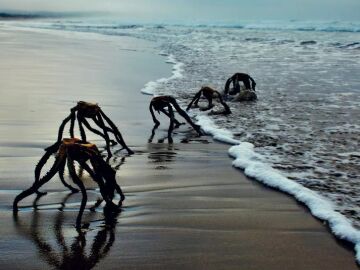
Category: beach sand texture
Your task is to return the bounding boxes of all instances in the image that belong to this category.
[0,27,358,269]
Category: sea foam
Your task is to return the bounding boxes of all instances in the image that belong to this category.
[195,115,360,263]
[195,115,240,145]
[139,44,360,260]
[141,54,184,95]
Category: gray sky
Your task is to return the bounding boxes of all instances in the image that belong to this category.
[1,0,359,22]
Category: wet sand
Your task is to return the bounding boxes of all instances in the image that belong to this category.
[0,26,358,269]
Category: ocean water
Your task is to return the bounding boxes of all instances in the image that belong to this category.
[2,19,360,259]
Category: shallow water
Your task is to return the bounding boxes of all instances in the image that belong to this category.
[129,24,360,227]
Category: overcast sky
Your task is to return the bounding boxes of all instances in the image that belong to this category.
[1,0,359,22]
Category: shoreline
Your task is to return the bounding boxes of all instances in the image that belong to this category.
[0,26,358,269]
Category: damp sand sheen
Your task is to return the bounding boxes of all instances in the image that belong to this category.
[0,25,358,269]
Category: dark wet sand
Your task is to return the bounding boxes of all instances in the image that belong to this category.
[0,26,358,269]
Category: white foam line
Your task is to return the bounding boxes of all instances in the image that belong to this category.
[141,54,184,95]
[141,79,168,95]
[195,115,240,145]
[195,114,360,263]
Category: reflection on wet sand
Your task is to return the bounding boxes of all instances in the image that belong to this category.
[148,124,210,145]
[148,124,180,144]
[147,144,177,170]
[13,193,120,270]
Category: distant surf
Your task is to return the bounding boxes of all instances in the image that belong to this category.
[0,11,90,20]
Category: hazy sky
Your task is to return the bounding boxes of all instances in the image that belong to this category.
[1,0,359,22]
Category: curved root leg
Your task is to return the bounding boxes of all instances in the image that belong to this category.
[13,157,62,211]
[35,190,47,196]
[91,117,117,146]
[218,95,231,115]
[77,116,87,142]
[89,198,103,212]
[83,118,117,145]
[186,91,201,111]
[167,104,175,144]
[149,103,160,127]
[67,158,87,228]
[148,125,157,143]
[57,112,74,142]
[36,142,61,196]
[160,108,183,128]
[58,159,79,193]
[70,114,75,138]
[99,110,134,155]
[80,161,117,210]
[95,114,113,158]
[32,193,44,210]
[169,98,203,136]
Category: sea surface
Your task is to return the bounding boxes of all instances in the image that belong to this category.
[2,18,360,257]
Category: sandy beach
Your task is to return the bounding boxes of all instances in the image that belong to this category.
[0,26,358,270]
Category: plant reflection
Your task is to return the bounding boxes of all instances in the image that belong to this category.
[13,193,120,270]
